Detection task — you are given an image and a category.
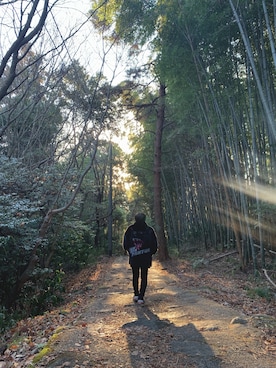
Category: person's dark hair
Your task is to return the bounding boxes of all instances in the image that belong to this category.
[135,213,146,223]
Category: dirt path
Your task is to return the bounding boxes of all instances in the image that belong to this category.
[26,256,275,367]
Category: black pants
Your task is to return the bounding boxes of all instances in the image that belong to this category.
[131,265,149,299]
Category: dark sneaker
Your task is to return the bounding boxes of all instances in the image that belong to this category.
[137,298,144,304]
[133,295,139,302]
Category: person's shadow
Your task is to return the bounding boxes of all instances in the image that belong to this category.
[122,304,222,368]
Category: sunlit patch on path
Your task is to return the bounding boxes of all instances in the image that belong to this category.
[39,256,275,367]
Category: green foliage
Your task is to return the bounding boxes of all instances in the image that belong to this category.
[20,268,65,316]
[246,286,274,302]
[0,50,63,167]
[48,220,95,271]
[0,217,98,321]
[0,28,129,333]
[0,156,44,307]
[17,218,98,316]
[0,305,16,333]
[0,155,96,319]
[0,134,129,324]
[121,87,157,210]
[92,0,156,43]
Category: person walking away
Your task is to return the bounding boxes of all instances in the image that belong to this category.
[123,213,158,304]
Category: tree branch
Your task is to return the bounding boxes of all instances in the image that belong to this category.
[0,0,50,101]
[263,269,276,289]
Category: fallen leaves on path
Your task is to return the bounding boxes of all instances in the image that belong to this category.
[1,257,111,367]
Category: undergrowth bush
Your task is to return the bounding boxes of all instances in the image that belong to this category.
[0,218,105,330]
[246,286,274,302]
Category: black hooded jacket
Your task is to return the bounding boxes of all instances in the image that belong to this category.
[123,221,158,268]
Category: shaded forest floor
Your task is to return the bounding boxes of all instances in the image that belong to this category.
[165,250,276,318]
[1,251,276,367]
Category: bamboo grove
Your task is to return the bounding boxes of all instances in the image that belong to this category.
[159,0,276,271]
[92,0,276,271]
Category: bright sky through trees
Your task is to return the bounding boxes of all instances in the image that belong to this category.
[50,0,133,154]
[0,0,126,83]
[56,0,133,153]
[51,0,128,84]
[0,0,134,152]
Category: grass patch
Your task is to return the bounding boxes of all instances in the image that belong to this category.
[246,286,273,302]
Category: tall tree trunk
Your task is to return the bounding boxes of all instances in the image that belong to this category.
[154,83,169,261]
